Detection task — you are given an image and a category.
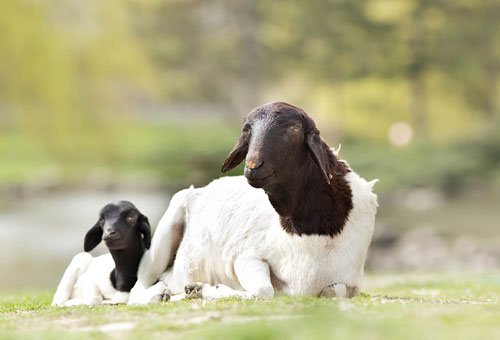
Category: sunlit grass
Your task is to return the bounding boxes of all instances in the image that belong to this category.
[1,274,499,339]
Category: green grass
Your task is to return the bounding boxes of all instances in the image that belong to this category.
[1,274,499,339]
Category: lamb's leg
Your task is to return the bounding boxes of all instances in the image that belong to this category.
[60,298,85,306]
[52,252,93,306]
[184,256,274,300]
[59,281,102,306]
[79,276,105,305]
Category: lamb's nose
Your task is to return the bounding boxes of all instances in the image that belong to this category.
[246,158,263,170]
[104,228,116,237]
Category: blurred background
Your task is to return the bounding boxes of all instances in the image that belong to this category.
[0,0,499,291]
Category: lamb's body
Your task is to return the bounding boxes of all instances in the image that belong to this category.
[52,201,153,306]
[133,172,377,302]
[52,253,129,306]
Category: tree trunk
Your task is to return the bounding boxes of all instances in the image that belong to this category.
[409,72,428,139]
[237,0,260,115]
[483,55,499,122]
[407,1,429,139]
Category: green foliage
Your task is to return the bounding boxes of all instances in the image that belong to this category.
[0,0,154,155]
[0,0,499,190]
[0,120,239,187]
[0,120,498,193]
[331,124,500,195]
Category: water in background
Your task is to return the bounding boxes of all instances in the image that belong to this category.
[2,187,499,292]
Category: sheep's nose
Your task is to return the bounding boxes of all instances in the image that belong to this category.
[246,158,263,170]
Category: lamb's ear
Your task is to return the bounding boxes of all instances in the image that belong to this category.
[221,133,249,173]
[138,215,151,249]
[305,130,331,185]
[84,222,103,252]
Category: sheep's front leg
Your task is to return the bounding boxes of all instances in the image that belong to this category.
[185,256,274,300]
[234,255,274,298]
[184,283,252,299]
[319,284,359,298]
[102,291,130,305]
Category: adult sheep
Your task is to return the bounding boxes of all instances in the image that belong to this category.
[129,102,378,304]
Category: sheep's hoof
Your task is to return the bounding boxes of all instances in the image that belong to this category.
[161,292,171,302]
[150,292,171,303]
[185,282,204,299]
[319,283,358,298]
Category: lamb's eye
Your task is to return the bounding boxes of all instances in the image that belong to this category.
[289,125,301,133]
[126,215,136,224]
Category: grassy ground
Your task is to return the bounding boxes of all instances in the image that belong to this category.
[1,273,499,340]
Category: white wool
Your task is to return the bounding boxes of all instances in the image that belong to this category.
[52,253,130,306]
[129,171,378,304]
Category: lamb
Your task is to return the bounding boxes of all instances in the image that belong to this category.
[52,201,153,306]
[128,102,378,304]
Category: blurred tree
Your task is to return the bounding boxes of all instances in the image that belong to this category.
[237,0,262,113]
[0,0,155,157]
[405,0,431,139]
[435,0,500,122]
[1,0,499,153]
[260,0,499,138]
[125,0,499,138]
[131,0,244,108]
[261,0,390,83]
[0,0,73,137]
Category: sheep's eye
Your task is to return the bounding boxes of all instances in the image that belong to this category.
[289,125,301,133]
[242,123,251,133]
[126,215,136,224]
[98,218,104,226]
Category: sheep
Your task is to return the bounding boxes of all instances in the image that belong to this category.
[52,201,162,306]
[128,102,378,304]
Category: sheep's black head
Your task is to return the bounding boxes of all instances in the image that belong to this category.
[84,201,151,252]
[221,102,333,189]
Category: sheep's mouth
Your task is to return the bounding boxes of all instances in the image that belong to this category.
[246,171,274,188]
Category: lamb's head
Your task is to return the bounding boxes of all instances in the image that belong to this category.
[83,201,151,252]
[221,102,334,189]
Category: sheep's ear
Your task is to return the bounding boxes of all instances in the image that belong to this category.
[305,131,331,185]
[138,215,151,249]
[221,133,249,173]
[84,222,103,252]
